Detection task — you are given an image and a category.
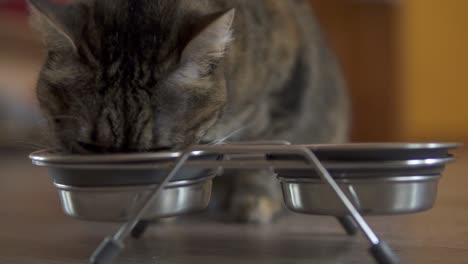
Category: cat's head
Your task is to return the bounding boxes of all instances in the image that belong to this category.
[28,0,234,153]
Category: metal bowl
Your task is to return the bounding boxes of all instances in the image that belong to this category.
[279,175,440,216]
[30,150,221,221]
[273,143,460,216]
[55,175,215,222]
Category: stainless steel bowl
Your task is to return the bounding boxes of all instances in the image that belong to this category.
[279,175,440,216]
[271,143,460,216]
[30,150,220,222]
[55,175,215,222]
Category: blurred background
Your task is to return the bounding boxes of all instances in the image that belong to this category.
[0,0,466,150]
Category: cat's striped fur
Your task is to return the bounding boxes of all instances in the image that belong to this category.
[29,0,349,223]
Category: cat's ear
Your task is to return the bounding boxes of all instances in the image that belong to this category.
[28,0,84,51]
[173,9,235,83]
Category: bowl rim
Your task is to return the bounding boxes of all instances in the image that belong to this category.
[31,156,455,171]
[29,142,462,164]
[303,142,463,151]
[277,175,440,183]
[29,149,210,164]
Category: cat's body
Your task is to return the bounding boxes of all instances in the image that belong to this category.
[206,0,349,145]
[29,0,349,223]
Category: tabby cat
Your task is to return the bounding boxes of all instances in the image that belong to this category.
[28,0,349,224]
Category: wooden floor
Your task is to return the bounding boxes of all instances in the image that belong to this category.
[0,149,467,264]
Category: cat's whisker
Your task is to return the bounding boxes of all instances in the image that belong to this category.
[9,139,51,150]
[208,124,252,146]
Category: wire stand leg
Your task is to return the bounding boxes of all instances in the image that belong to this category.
[89,152,192,264]
[298,147,400,264]
[337,216,359,236]
[131,221,150,239]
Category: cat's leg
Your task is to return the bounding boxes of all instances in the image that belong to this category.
[225,57,349,225]
[208,166,284,224]
[228,169,284,224]
[207,174,234,214]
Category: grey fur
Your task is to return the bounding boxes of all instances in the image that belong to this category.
[29,0,349,223]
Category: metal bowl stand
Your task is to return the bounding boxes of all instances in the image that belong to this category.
[89,143,400,264]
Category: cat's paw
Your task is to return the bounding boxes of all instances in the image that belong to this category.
[230,191,282,224]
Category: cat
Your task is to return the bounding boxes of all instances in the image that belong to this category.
[28,0,349,224]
